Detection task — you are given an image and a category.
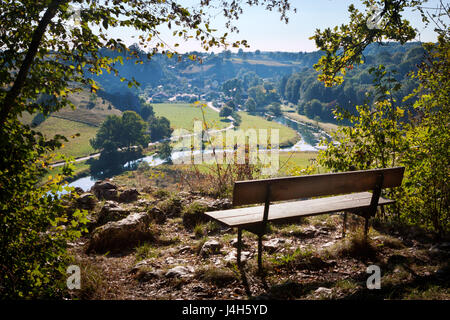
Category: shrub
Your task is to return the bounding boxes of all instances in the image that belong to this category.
[193,224,206,239]
[182,201,210,228]
[158,195,183,217]
[153,188,171,200]
[327,232,379,260]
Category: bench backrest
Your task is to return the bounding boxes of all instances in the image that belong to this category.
[232,167,405,206]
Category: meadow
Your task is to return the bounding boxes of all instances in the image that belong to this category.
[152,103,229,131]
[237,111,299,147]
[35,117,98,159]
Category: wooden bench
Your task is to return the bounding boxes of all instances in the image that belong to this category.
[205,167,405,272]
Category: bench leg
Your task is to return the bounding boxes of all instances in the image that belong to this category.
[257,234,263,274]
[342,212,348,238]
[364,216,370,240]
[237,228,242,267]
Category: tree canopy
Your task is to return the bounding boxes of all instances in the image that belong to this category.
[0,0,294,298]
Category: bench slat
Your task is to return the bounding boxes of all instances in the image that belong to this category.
[206,192,394,228]
[232,167,404,206]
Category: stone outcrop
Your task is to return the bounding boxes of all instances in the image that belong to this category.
[118,188,140,203]
[199,239,222,257]
[76,193,97,211]
[95,201,130,227]
[165,266,194,278]
[86,212,155,253]
[148,206,166,224]
[91,180,118,201]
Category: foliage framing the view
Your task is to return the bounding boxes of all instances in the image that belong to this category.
[316,1,449,235]
[0,0,294,298]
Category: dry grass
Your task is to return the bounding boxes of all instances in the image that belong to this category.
[195,265,238,287]
[326,232,379,261]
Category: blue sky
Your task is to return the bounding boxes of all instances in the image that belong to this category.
[113,0,444,53]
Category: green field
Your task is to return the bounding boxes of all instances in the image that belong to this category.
[152,103,229,131]
[35,116,98,159]
[40,160,90,185]
[237,111,299,147]
[281,108,339,134]
[278,151,319,174]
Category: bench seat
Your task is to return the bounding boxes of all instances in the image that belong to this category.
[206,192,394,229]
[204,167,404,272]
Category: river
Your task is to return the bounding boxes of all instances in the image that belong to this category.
[68,114,331,191]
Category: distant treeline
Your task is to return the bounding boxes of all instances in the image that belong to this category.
[279,43,425,122]
[91,42,426,123]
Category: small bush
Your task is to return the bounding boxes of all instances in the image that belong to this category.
[193,224,206,239]
[327,232,379,260]
[158,195,183,217]
[153,189,170,199]
[182,201,210,228]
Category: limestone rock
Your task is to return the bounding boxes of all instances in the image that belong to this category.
[76,193,97,211]
[224,250,252,265]
[200,240,222,257]
[165,266,194,278]
[118,188,140,203]
[91,180,118,201]
[86,212,154,253]
[96,201,130,227]
[315,287,332,295]
[148,206,166,224]
[264,238,289,253]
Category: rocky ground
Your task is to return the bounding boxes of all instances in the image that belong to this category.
[67,180,450,300]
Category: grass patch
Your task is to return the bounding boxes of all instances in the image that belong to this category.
[237,111,298,148]
[67,257,109,300]
[135,242,162,261]
[194,224,206,239]
[152,103,228,131]
[282,111,339,134]
[182,201,209,229]
[195,265,238,287]
[326,232,379,260]
[153,188,171,199]
[403,285,450,300]
[278,151,318,174]
[271,247,329,271]
[35,116,98,158]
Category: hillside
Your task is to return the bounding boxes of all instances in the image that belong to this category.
[90,42,425,127]
[20,89,122,159]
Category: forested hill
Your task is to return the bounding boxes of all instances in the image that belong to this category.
[93,42,425,122]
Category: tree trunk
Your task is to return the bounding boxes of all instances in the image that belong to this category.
[0,0,67,125]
